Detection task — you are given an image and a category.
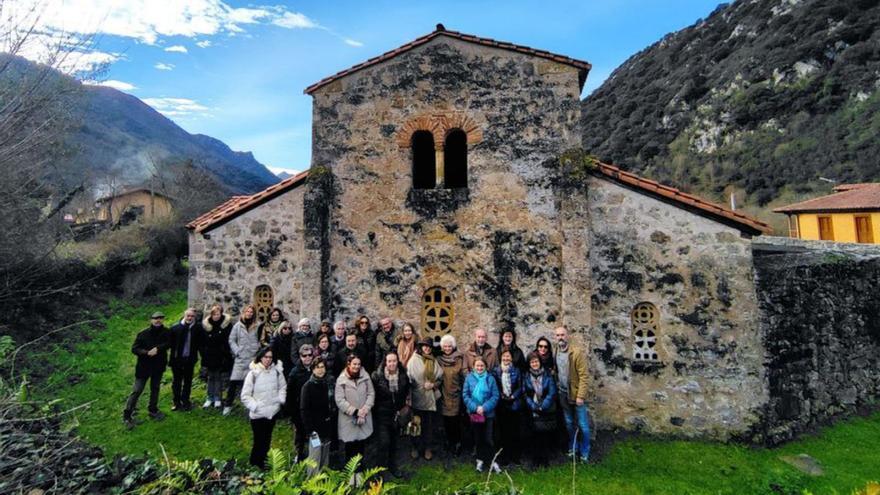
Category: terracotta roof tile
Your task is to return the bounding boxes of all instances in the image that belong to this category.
[773,183,880,213]
[304,24,591,95]
[186,170,309,233]
[593,161,772,235]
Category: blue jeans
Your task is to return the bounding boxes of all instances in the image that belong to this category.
[560,399,590,459]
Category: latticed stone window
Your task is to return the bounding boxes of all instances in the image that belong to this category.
[632,302,659,361]
[421,287,453,336]
[254,285,274,322]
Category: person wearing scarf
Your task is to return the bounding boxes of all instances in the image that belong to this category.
[198,304,234,409]
[437,334,465,455]
[372,351,412,478]
[226,305,260,415]
[335,354,375,463]
[523,352,557,466]
[240,346,286,469]
[395,322,419,368]
[170,308,202,412]
[492,349,524,466]
[301,357,335,476]
[495,329,527,372]
[407,338,442,460]
[463,356,500,473]
[259,308,288,346]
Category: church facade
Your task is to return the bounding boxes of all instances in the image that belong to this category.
[187,26,777,440]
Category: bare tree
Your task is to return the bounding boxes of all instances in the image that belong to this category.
[0,0,107,304]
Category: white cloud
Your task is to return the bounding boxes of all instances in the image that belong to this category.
[143,97,211,118]
[344,38,363,47]
[164,45,188,53]
[272,11,319,29]
[154,62,174,71]
[267,166,302,176]
[95,79,137,91]
[195,40,212,48]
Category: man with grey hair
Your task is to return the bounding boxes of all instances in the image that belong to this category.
[464,327,498,372]
[170,308,202,411]
[373,317,398,370]
[290,318,314,369]
[331,320,347,353]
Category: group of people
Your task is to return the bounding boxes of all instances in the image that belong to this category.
[123,304,591,475]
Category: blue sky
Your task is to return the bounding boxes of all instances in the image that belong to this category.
[31,0,725,175]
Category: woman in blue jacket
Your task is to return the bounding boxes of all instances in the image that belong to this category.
[492,349,524,466]
[523,351,557,467]
[463,355,500,473]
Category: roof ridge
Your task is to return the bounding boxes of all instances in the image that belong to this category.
[304,26,591,95]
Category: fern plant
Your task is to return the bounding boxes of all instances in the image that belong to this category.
[300,454,396,495]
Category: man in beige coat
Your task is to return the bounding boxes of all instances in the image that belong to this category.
[554,325,590,462]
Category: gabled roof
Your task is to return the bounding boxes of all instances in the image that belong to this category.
[188,164,770,236]
[773,183,880,214]
[304,24,592,95]
[185,170,309,233]
[593,161,773,235]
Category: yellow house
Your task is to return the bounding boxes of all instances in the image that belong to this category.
[774,183,880,244]
[94,188,175,224]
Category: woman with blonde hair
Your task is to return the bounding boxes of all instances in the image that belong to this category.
[395,321,419,368]
[226,305,261,415]
[199,304,233,409]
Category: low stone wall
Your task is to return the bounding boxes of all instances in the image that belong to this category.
[753,236,880,444]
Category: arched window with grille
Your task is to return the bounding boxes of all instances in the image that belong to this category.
[421,287,453,337]
[254,285,274,322]
[631,302,659,362]
[444,128,467,188]
[412,130,436,189]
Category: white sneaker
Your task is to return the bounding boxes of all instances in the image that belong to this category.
[202,399,212,409]
[222,406,232,416]
[475,460,484,472]
[490,462,501,474]
[214,400,222,408]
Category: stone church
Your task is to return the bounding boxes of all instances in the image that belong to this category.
[189,26,877,443]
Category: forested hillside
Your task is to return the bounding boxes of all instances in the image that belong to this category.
[581,0,880,227]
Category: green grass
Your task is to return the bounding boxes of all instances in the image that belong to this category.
[41,292,880,494]
[40,291,292,461]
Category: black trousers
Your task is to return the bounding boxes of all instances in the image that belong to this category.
[412,409,436,453]
[442,415,461,452]
[374,415,398,469]
[345,439,367,461]
[225,379,243,407]
[250,417,276,469]
[292,416,306,460]
[530,429,552,466]
[124,371,163,417]
[171,360,196,407]
[495,407,521,464]
[472,417,495,463]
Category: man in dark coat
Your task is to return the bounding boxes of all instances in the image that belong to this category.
[123,312,171,428]
[333,333,365,376]
[288,344,314,461]
[169,308,201,411]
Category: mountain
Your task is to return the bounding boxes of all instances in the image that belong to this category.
[0,54,278,195]
[71,85,278,194]
[276,171,294,180]
[581,0,880,228]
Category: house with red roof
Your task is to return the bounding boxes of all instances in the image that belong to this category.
[774,183,880,244]
[186,25,777,439]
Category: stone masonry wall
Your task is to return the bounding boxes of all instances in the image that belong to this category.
[308,36,584,346]
[587,178,766,439]
[188,187,307,316]
[753,238,880,444]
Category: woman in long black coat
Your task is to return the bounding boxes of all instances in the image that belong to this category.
[371,351,411,477]
[198,305,234,409]
[300,356,335,474]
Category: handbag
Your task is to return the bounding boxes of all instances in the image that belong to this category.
[469,412,485,424]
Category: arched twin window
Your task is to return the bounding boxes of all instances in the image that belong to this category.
[412,129,468,189]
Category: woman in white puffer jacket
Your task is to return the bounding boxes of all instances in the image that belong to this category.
[241,346,287,469]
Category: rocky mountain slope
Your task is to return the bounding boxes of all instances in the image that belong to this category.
[581,0,880,225]
[2,54,278,195]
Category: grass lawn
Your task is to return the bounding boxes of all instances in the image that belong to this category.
[41,292,880,494]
